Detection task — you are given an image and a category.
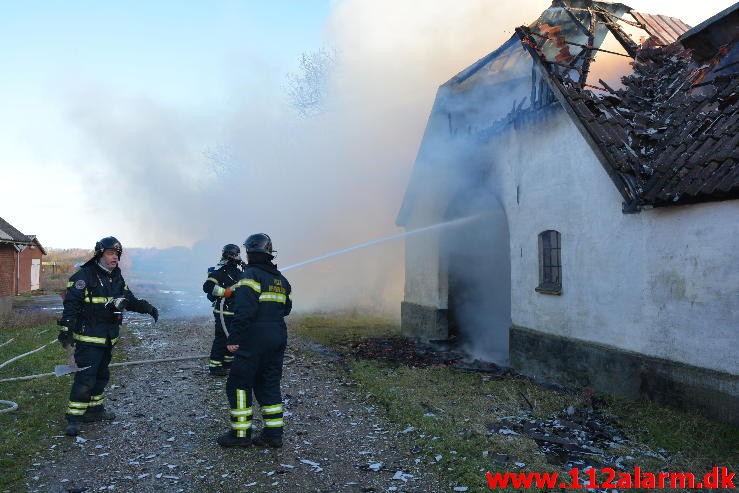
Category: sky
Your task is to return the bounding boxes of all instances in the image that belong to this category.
[0,0,735,312]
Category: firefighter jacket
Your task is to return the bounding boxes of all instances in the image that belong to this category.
[228,262,292,355]
[202,261,242,321]
[58,261,154,347]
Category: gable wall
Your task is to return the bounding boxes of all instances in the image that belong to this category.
[489,108,738,376]
[401,102,460,339]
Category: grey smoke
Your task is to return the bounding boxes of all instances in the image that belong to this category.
[60,1,543,319]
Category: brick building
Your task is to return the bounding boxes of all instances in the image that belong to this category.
[0,217,47,314]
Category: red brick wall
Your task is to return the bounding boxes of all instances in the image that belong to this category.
[18,244,44,293]
[0,244,16,297]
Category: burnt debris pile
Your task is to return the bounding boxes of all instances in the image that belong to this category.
[332,336,511,377]
[488,406,633,468]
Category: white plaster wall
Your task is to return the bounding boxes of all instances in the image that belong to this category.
[401,102,463,309]
[486,108,739,375]
[404,231,445,308]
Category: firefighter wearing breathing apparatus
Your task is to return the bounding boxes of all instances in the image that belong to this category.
[217,233,292,448]
[202,243,245,376]
[57,236,159,436]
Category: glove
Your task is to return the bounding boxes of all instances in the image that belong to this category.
[149,305,159,323]
[105,297,128,311]
[57,329,74,347]
[224,286,234,298]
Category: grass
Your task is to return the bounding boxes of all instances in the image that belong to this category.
[0,311,67,491]
[290,310,399,345]
[291,312,739,492]
[608,397,739,470]
[349,361,565,489]
[0,309,134,492]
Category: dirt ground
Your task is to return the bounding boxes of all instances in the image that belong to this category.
[24,315,444,493]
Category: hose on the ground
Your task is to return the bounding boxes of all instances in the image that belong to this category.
[0,352,296,412]
[0,338,15,349]
[0,338,57,370]
[0,338,57,413]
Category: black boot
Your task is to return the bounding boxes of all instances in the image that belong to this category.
[217,430,251,448]
[252,433,282,448]
[65,421,82,436]
[83,409,116,422]
[210,367,228,376]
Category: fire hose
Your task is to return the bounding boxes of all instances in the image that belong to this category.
[0,337,58,414]
[0,346,296,413]
[218,296,230,338]
[1,284,281,414]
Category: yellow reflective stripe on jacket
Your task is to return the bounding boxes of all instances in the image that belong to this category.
[236,278,261,293]
[73,333,107,344]
[259,292,286,303]
[67,281,74,288]
[212,286,225,297]
[84,296,110,304]
[207,277,219,284]
[72,334,118,345]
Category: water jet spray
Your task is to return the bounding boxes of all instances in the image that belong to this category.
[281,215,477,273]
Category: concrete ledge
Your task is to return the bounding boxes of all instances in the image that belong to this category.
[510,325,739,426]
[401,302,448,340]
[0,296,11,316]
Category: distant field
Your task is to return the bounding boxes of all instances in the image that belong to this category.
[42,248,89,293]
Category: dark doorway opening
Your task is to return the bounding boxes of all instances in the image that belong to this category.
[441,188,511,364]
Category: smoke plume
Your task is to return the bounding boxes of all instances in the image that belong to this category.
[61,1,546,317]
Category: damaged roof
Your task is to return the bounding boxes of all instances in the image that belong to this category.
[515,1,739,209]
[397,1,737,227]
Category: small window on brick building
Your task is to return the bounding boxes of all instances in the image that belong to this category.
[536,230,561,295]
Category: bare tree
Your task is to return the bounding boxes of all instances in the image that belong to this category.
[203,143,238,177]
[285,47,337,118]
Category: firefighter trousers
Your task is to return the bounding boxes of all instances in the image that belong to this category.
[209,317,234,369]
[66,344,112,422]
[226,345,285,438]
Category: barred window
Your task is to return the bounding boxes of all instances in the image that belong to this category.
[536,230,561,295]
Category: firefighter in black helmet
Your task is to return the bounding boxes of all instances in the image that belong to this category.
[202,243,245,376]
[57,236,159,436]
[217,233,292,448]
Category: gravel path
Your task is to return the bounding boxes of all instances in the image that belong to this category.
[25,316,443,493]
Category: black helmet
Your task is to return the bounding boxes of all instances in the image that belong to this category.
[94,236,123,258]
[222,243,241,260]
[243,233,273,255]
